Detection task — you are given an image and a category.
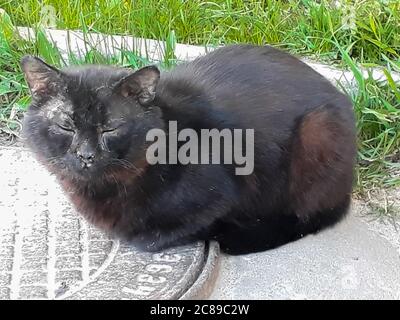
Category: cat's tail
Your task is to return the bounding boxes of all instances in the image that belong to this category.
[214,195,352,256]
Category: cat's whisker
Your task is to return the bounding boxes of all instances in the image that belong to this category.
[109,158,141,173]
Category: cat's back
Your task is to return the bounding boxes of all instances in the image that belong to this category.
[164,45,342,102]
[159,44,354,134]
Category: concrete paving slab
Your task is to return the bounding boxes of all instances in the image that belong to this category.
[210,201,400,300]
[0,146,219,300]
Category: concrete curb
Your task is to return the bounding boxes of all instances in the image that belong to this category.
[16,26,400,89]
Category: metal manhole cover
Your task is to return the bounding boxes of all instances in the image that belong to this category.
[0,147,219,300]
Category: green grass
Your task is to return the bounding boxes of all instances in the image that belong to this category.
[0,0,399,190]
[1,0,399,65]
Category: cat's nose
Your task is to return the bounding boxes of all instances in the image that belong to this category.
[76,149,95,166]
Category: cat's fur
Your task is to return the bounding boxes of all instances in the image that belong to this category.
[21,45,356,255]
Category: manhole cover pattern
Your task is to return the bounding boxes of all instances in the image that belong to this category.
[0,147,206,299]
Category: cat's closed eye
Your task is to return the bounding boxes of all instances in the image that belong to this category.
[100,123,123,135]
[55,123,75,133]
[101,127,117,134]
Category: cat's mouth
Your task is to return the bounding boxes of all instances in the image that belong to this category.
[59,159,104,182]
[80,162,93,169]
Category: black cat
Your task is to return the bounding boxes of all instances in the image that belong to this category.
[21,44,356,255]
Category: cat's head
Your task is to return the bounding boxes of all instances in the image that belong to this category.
[21,56,164,183]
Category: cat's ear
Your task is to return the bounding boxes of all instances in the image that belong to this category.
[20,56,65,98]
[114,66,160,105]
